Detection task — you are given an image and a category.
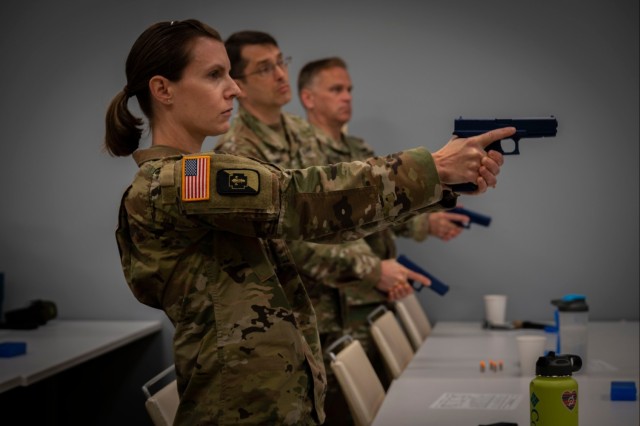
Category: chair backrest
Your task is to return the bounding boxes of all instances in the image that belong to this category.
[326,335,386,426]
[142,365,179,426]
[367,305,414,380]
[394,293,432,350]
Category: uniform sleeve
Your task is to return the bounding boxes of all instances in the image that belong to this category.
[173,147,456,242]
[287,239,381,291]
[390,213,432,242]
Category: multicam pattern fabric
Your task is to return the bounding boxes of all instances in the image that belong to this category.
[215,108,455,423]
[217,111,440,342]
[216,107,388,336]
[116,144,453,425]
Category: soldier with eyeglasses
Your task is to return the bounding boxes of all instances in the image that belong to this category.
[215,31,510,425]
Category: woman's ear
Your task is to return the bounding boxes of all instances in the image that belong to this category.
[149,75,174,105]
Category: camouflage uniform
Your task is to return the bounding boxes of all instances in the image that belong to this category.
[321,131,433,357]
[116,144,455,425]
[215,108,442,423]
[215,107,384,343]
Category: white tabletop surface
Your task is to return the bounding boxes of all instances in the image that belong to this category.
[373,375,639,426]
[372,321,639,426]
[407,321,639,379]
[0,319,162,393]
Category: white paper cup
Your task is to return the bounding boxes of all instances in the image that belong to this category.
[484,294,507,325]
[517,335,547,376]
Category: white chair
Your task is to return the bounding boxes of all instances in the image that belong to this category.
[141,365,179,426]
[394,293,432,350]
[367,305,414,380]
[325,335,386,426]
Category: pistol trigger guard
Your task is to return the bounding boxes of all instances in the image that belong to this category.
[494,138,520,155]
[511,137,521,155]
[409,279,423,292]
[512,145,520,155]
[453,220,471,229]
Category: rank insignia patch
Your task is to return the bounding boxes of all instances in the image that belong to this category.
[217,169,260,195]
[181,156,210,201]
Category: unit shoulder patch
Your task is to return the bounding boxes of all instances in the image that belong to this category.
[216,169,260,195]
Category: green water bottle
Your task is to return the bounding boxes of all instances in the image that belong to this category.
[530,351,582,426]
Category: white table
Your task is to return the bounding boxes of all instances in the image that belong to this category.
[407,321,639,379]
[0,319,162,393]
[372,321,639,425]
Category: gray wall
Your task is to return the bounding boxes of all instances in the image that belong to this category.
[1,0,637,369]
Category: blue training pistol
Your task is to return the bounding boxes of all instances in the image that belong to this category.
[449,206,492,228]
[397,254,449,296]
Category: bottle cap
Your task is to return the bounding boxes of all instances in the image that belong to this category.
[535,351,582,376]
[551,294,589,312]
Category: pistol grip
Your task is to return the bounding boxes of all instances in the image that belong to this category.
[450,137,520,192]
[450,182,478,192]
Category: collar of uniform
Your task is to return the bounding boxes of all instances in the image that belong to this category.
[132,145,188,166]
[238,105,292,151]
[311,125,351,154]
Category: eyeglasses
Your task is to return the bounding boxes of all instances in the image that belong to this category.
[239,56,292,79]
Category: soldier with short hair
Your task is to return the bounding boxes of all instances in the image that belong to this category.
[298,57,482,423]
[216,32,508,425]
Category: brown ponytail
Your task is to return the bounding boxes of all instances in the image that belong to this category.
[103,19,222,157]
[104,89,144,157]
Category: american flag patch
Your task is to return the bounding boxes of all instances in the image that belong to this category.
[181,156,210,201]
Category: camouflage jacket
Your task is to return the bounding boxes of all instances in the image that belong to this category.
[322,131,434,311]
[215,108,443,334]
[116,144,454,425]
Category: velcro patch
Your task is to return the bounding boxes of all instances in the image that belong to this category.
[181,156,210,201]
[217,169,260,195]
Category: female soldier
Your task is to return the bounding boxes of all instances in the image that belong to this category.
[104,19,509,425]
